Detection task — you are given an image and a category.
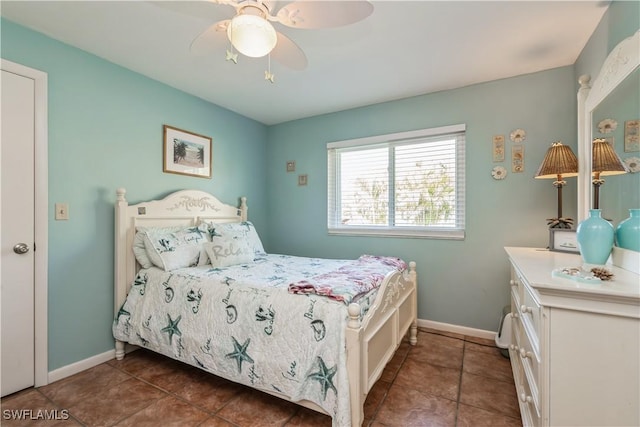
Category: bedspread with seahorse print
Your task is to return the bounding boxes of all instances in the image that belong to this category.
[113,254,402,427]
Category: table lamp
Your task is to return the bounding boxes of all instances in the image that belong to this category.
[535,141,579,228]
[592,138,629,209]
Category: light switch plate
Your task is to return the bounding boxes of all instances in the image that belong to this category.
[55,203,69,220]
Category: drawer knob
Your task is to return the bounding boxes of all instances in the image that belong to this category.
[520,304,532,314]
[510,280,516,286]
[519,348,532,359]
[512,312,519,319]
[520,392,533,403]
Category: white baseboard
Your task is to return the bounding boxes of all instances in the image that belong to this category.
[418,318,496,341]
[47,349,115,384]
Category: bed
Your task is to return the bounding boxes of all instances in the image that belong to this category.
[113,188,417,426]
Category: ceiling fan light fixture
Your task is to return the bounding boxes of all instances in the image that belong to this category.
[227,14,277,58]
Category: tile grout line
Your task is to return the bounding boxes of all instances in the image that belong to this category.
[453,340,466,427]
[108,355,254,425]
[369,344,410,424]
[34,388,88,427]
[103,358,221,426]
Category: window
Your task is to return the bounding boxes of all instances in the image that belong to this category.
[327,124,465,239]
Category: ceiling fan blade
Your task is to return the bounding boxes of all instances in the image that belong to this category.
[275,1,373,29]
[190,20,229,55]
[271,31,308,70]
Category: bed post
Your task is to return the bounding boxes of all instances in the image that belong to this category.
[240,196,248,221]
[409,261,418,345]
[114,188,128,360]
[346,303,364,427]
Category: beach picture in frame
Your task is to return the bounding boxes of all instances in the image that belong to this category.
[163,125,212,178]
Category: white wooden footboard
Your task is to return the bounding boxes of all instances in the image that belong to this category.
[345,263,417,426]
[114,188,417,426]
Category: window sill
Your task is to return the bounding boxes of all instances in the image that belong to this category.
[328,227,465,240]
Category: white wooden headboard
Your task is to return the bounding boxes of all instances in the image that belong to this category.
[114,188,247,316]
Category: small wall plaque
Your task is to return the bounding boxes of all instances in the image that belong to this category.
[493,135,505,162]
[512,144,524,173]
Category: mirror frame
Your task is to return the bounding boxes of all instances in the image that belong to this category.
[577,30,640,223]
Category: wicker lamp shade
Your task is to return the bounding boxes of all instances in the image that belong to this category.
[592,138,628,176]
[591,138,629,210]
[535,141,578,229]
[535,142,579,179]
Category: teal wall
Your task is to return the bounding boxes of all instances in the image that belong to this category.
[266,67,578,332]
[1,19,268,370]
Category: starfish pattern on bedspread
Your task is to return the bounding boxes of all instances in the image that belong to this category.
[226,336,254,374]
[307,356,337,401]
[160,314,182,344]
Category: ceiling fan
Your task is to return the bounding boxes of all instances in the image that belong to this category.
[160,1,373,82]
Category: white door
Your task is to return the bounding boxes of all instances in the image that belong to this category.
[1,69,36,396]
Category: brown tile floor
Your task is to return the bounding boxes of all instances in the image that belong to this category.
[1,329,521,427]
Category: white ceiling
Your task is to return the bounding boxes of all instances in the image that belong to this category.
[1,1,608,125]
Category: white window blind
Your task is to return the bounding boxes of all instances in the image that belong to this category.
[327,124,465,239]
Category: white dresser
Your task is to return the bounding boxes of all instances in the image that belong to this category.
[505,247,640,427]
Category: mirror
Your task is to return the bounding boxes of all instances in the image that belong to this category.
[578,30,640,232]
[592,69,639,224]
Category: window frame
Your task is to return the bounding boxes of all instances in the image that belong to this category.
[327,124,466,239]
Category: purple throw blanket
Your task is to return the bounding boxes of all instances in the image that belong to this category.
[288,255,407,304]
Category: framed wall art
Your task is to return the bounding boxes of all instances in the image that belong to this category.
[624,119,639,152]
[512,144,524,173]
[163,125,212,178]
[492,135,505,162]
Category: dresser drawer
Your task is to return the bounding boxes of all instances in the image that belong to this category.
[516,354,541,427]
[515,312,540,411]
[511,265,541,355]
[509,332,541,427]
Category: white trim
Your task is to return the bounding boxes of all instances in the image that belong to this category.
[0,59,48,387]
[327,123,466,149]
[48,350,114,384]
[418,318,496,341]
[328,227,464,240]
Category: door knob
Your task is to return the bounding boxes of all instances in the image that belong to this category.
[13,243,29,254]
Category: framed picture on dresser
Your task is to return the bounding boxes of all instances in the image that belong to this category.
[549,229,579,253]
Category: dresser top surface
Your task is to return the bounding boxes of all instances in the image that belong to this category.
[505,247,640,303]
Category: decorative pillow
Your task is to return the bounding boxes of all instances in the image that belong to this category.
[132,230,154,269]
[134,225,201,268]
[204,238,254,268]
[143,224,210,271]
[205,221,266,257]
